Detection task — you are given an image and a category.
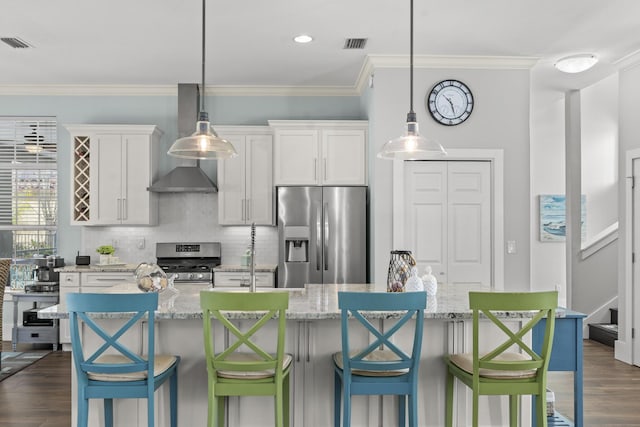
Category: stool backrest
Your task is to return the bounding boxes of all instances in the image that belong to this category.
[200,291,289,375]
[338,291,427,374]
[469,291,558,377]
[67,292,158,380]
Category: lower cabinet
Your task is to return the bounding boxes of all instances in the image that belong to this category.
[59,270,135,349]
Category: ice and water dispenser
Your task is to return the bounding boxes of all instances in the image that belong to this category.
[284,226,309,263]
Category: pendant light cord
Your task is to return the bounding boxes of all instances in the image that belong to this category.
[406,0,416,123]
[409,0,414,115]
[200,0,206,115]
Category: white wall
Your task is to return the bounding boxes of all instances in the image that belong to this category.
[530,73,620,308]
[530,93,567,302]
[369,67,531,290]
[581,74,619,241]
[616,62,640,363]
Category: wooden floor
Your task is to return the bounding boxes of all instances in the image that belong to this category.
[1,340,640,426]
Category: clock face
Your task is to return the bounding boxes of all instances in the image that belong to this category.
[427,80,474,126]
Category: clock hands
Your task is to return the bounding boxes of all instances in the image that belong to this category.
[445,96,456,116]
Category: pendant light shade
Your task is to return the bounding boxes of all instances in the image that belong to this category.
[168,112,236,159]
[377,0,446,160]
[378,112,446,160]
[167,0,237,160]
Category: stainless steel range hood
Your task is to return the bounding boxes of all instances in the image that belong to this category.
[148,84,218,193]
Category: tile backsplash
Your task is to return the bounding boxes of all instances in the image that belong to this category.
[81,193,278,266]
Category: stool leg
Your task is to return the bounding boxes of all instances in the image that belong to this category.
[104,398,113,427]
[334,370,341,427]
[445,371,454,427]
[170,370,178,427]
[398,395,406,427]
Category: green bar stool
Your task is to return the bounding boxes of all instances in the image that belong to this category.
[444,291,558,427]
[200,290,291,427]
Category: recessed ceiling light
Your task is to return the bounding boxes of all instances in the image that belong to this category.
[294,34,313,44]
[554,54,598,73]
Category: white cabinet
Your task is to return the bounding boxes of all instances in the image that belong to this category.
[269,120,368,186]
[65,125,162,226]
[213,271,275,288]
[216,126,273,225]
[59,270,135,348]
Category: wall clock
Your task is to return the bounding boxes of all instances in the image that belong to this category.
[426,79,474,126]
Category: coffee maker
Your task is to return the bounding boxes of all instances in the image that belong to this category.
[26,255,64,293]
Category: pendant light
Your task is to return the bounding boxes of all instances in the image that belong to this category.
[377,0,446,160]
[168,0,237,160]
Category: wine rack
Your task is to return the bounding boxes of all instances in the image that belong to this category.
[73,135,91,223]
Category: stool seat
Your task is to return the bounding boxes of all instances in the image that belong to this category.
[216,353,293,379]
[87,354,179,382]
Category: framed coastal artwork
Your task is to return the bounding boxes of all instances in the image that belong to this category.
[539,194,586,242]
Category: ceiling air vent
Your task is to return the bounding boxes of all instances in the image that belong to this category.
[343,38,367,49]
[1,37,32,49]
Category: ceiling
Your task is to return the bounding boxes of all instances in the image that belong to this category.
[2,0,640,94]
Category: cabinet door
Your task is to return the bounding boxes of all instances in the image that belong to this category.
[122,134,153,224]
[92,134,123,225]
[321,129,366,185]
[246,134,273,225]
[218,137,247,225]
[273,129,319,185]
[59,273,80,346]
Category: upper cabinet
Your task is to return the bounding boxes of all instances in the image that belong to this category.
[269,120,368,186]
[216,126,274,225]
[65,125,162,226]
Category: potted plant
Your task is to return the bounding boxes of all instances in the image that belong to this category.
[96,245,115,265]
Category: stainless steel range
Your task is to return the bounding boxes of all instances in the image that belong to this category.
[155,242,221,283]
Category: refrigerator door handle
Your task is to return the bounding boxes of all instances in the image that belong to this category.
[323,202,329,271]
[316,204,321,271]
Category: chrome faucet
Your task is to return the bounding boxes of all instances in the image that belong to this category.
[249,222,256,292]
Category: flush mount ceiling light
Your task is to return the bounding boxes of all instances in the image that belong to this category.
[168,0,237,160]
[377,0,446,160]
[554,54,598,74]
[294,34,313,44]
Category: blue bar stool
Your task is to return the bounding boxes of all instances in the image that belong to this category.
[333,291,427,427]
[67,292,180,427]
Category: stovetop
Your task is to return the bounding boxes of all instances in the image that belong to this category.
[155,242,221,283]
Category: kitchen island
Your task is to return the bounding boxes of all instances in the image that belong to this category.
[41,283,580,427]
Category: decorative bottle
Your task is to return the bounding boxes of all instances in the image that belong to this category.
[422,266,438,296]
[404,267,424,292]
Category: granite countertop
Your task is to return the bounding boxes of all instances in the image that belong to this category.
[213,264,277,273]
[55,264,138,273]
[40,281,570,321]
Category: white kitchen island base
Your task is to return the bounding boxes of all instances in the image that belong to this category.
[41,283,555,427]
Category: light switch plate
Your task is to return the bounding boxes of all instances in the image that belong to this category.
[507,240,517,254]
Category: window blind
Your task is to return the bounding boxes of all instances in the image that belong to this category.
[0,117,57,257]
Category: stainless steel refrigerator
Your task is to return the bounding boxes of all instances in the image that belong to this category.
[277,186,367,288]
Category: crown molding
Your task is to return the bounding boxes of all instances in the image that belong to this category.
[0,83,359,97]
[0,55,539,97]
[614,48,640,72]
[365,54,540,70]
[355,54,539,93]
[0,84,177,96]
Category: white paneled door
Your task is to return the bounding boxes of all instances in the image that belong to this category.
[404,161,491,286]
